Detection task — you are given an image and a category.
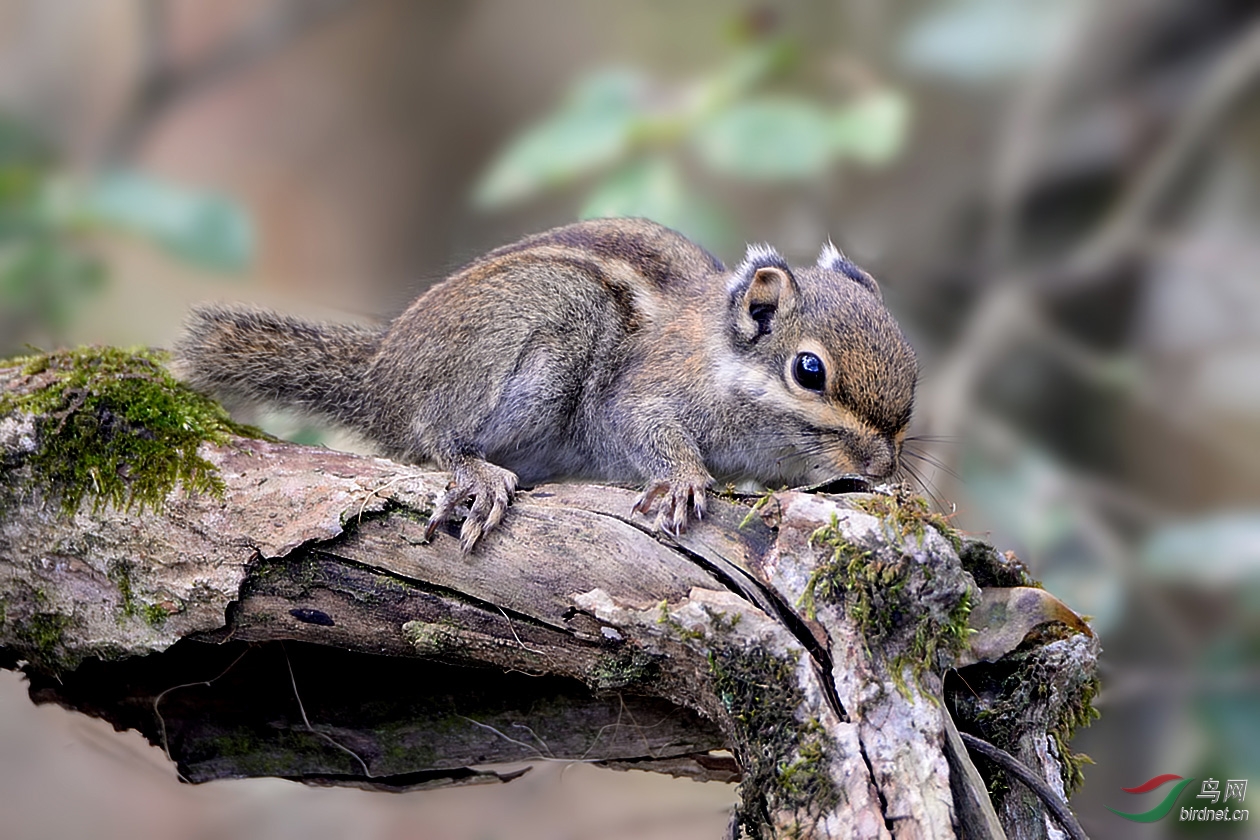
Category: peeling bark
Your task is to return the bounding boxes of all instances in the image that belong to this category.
[1,361,1098,840]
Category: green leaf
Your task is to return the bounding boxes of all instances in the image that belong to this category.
[689,41,799,117]
[580,156,685,222]
[83,171,253,271]
[900,0,1085,84]
[692,98,832,180]
[579,157,732,252]
[473,70,645,207]
[830,90,911,167]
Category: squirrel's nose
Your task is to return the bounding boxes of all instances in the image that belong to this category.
[861,438,896,478]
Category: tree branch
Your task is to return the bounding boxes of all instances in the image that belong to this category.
[0,354,1098,839]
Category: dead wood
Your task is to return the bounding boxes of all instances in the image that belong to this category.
[0,355,1098,840]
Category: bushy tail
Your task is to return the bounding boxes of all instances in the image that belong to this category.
[172,303,384,429]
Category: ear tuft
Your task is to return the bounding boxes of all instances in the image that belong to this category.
[730,243,791,293]
[817,240,880,298]
[817,240,845,271]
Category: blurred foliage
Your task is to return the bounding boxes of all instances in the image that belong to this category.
[0,115,104,350]
[961,446,1124,630]
[84,172,253,272]
[900,0,1086,83]
[1142,514,1260,585]
[473,37,909,251]
[1143,513,1260,785]
[0,114,252,354]
[1195,640,1260,782]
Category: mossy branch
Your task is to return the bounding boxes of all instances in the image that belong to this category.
[0,348,1098,840]
[1,347,260,514]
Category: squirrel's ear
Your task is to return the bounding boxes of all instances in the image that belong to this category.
[730,244,797,340]
[817,240,881,299]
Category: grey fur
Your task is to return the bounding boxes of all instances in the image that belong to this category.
[174,218,917,550]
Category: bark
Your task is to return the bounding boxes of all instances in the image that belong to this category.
[0,362,1098,840]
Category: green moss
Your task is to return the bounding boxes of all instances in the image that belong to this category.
[3,597,77,670]
[338,498,431,533]
[106,559,177,627]
[195,726,359,777]
[140,602,172,626]
[806,514,974,700]
[402,619,461,656]
[775,718,831,804]
[707,643,840,834]
[957,539,1039,588]
[374,724,439,773]
[245,556,320,599]
[15,611,71,656]
[854,489,963,552]
[738,488,778,529]
[800,525,875,624]
[2,588,68,660]
[655,596,841,833]
[201,730,262,759]
[955,641,1101,797]
[656,600,706,641]
[1,346,259,515]
[897,590,973,700]
[247,554,425,608]
[1051,666,1100,795]
[588,647,660,690]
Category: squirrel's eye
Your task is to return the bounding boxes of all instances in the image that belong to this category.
[793,352,826,391]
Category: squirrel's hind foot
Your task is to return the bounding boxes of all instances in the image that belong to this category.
[424,457,518,553]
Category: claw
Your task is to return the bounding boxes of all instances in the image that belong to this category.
[422,458,518,552]
[423,482,463,541]
[485,482,511,530]
[633,472,712,537]
[633,480,668,516]
[459,516,484,553]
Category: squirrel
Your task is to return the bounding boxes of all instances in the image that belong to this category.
[173,217,917,551]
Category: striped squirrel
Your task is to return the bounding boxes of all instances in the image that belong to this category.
[174,218,917,551]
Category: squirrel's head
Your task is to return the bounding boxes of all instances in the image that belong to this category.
[723,241,917,486]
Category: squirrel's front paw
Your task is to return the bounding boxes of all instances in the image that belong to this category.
[633,472,712,536]
[424,458,519,552]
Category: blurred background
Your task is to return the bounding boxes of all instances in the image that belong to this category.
[1,1,1258,838]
